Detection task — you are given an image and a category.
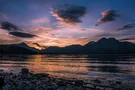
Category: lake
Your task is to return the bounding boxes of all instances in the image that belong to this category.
[0,54,135,82]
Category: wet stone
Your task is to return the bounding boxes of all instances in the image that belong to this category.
[47,87,55,90]
[115,81,122,85]
[93,79,101,84]
[74,80,84,86]
[0,77,4,88]
[0,70,4,72]
[0,68,133,90]
[21,68,29,75]
[58,81,67,86]
[34,73,49,78]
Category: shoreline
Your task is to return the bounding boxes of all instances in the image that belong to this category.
[0,68,134,90]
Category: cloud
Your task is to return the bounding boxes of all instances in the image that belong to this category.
[31,17,50,25]
[0,22,40,39]
[0,22,37,38]
[0,38,21,44]
[118,23,135,31]
[0,22,22,31]
[32,27,53,31]
[81,28,87,31]
[50,5,86,26]
[9,32,37,38]
[33,43,46,48]
[95,10,120,26]
[120,37,135,41]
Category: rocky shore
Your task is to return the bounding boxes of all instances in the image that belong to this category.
[0,68,134,90]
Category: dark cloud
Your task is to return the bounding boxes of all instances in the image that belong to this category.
[0,21,22,31]
[9,32,36,38]
[95,10,120,26]
[120,37,135,41]
[51,33,60,37]
[81,28,87,31]
[0,22,37,38]
[33,43,46,48]
[118,23,135,31]
[51,5,86,25]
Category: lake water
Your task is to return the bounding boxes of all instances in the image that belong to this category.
[0,54,135,82]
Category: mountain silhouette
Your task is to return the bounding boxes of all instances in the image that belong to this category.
[43,45,83,54]
[0,42,39,54]
[42,37,135,54]
[1,38,135,54]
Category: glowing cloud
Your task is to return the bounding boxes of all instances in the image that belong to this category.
[32,27,53,31]
[50,5,86,26]
[95,10,120,26]
[118,23,135,31]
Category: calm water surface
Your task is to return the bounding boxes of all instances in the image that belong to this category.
[0,54,135,82]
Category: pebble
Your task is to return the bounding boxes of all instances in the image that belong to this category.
[93,79,101,84]
[21,68,29,75]
[0,77,4,88]
[115,81,122,84]
[0,68,133,90]
[0,70,4,72]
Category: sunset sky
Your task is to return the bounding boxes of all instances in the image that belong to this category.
[0,0,135,49]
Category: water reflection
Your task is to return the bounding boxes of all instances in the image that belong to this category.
[26,55,89,79]
[0,54,135,79]
[88,66,120,73]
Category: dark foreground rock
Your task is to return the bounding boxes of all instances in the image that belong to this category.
[0,77,4,88]
[0,68,134,90]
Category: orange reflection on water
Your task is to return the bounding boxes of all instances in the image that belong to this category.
[26,55,89,79]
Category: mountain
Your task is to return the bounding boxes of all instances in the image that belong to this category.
[42,38,135,54]
[10,42,39,52]
[43,45,83,54]
[0,42,39,54]
[1,38,135,54]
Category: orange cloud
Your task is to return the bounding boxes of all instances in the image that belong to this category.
[32,17,50,24]
[95,10,120,26]
[32,27,53,31]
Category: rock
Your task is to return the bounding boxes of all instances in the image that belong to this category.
[47,87,55,90]
[96,87,102,90]
[21,68,29,75]
[0,70,4,72]
[34,73,49,78]
[82,85,95,89]
[115,81,122,84]
[0,69,133,90]
[93,79,101,84]
[57,81,67,86]
[0,77,4,88]
[110,83,117,87]
[74,80,84,86]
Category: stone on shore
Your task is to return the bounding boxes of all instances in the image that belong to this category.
[0,68,134,90]
[0,77,4,88]
[21,68,29,75]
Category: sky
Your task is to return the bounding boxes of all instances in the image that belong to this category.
[0,0,135,49]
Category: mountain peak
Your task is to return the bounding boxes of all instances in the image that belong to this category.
[97,37,108,42]
[97,37,118,43]
[108,37,117,41]
[84,41,95,46]
[18,42,28,47]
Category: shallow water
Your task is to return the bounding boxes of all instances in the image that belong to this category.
[0,54,135,82]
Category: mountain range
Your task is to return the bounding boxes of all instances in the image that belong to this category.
[0,42,39,54]
[1,38,135,54]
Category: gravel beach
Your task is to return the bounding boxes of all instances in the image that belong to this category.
[0,68,134,90]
